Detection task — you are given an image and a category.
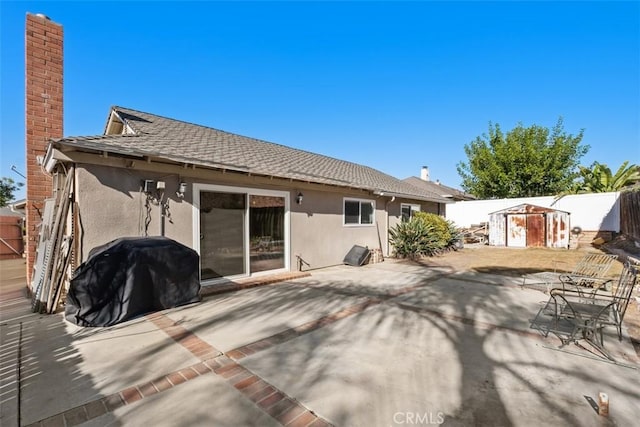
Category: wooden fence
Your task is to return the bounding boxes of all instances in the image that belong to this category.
[0,216,24,259]
[620,188,640,240]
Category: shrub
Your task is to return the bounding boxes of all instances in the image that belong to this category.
[389,212,461,258]
[414,212,451,247]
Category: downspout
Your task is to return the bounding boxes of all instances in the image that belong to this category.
[384,196,395,256]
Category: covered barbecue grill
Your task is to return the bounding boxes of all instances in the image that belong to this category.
[65,236,201,327]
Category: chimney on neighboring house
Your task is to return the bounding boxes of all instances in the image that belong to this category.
[25,13,63,282]
[420,166,430,181]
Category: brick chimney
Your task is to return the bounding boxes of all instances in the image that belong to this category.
[25,13,63,282]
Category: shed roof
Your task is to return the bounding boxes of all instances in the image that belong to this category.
[52,106,450,204]
[489,203,570,215]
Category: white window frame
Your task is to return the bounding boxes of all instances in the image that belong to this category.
[401,203,421,222]
[343,197,376,227]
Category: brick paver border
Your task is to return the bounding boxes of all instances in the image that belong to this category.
[24,309,333,427]
[225,272,552,361]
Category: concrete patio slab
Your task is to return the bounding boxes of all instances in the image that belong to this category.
[240,298,640,427]
[163,283,368,352]
[2,258,639,427]
[82,372,280,427]
[390,276,546,331]
[2,310,201,426]
[293,262,450,297]
[66,315,203,394]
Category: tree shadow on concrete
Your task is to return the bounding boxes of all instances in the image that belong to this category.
[20,258,636,427]
[0,303,121,426]
[158,261,640,426]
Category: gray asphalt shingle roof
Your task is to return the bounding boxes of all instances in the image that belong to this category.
[54,106,450,203]
[403,176,476,201]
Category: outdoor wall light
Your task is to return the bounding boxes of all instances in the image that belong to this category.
[142,179,155,194]
[177,182,187,198]
[296,192,304,205]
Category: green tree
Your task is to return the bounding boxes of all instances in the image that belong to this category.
[573,161,640,193]
[456,118,589,198]
[0,177,23,207]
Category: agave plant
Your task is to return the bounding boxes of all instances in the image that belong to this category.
[389,213,460,258]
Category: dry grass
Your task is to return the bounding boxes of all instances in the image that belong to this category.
[412,245,639,357]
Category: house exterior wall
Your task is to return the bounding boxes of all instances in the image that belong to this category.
[74,162,416,273]
[385,199,445,255]
[290,190,386,270]
[386,198,441,230]
[75,165,193,261]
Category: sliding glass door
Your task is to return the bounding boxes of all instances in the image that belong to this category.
[200,191,246,279]
[196,186,288,282]
[249,195,285,273]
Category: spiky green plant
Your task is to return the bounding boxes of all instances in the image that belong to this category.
[389,213,461,258]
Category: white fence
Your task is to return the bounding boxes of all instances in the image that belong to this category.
[446,192,620,232]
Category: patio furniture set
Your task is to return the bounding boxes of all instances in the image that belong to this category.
[527,253,639,361]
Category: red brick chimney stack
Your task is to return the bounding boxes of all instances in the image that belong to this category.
[25,13,63,282]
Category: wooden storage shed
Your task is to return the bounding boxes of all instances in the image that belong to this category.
[488,204,570,248]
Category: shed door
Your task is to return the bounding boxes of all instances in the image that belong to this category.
[507,214,527,247]
[526,214,545,247]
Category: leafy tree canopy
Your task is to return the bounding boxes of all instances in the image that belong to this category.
[572,161,640,193]
[0,177,23,207]
[456,118,589,198]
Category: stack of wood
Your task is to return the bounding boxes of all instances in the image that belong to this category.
[460,223,488,244]
[31,167,76,314]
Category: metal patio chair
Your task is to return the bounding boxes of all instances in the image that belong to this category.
[537,260,638,360]
[521,252,618,294]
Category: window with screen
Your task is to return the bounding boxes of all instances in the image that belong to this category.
[344,198,375,226]
[401,204,421,222]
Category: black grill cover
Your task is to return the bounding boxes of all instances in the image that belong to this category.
[65,237,201,327]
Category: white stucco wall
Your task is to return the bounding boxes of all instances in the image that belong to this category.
[446,192,620,232]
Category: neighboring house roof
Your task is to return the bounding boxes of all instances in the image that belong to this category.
[403,176,476,201]
[0,206,25,218]
[52,106,451,203]
[9,199,26,211]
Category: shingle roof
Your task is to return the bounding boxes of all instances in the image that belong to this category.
[403,176,476,201]
[54,106,450,203]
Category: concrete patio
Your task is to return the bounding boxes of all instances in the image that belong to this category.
[1,258,639,427]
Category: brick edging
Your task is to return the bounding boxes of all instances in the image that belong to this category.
[200,272,312,298]
[26,311,332,427]
[148,311,333,427]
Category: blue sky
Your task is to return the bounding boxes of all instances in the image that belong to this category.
[1,1,639,201]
